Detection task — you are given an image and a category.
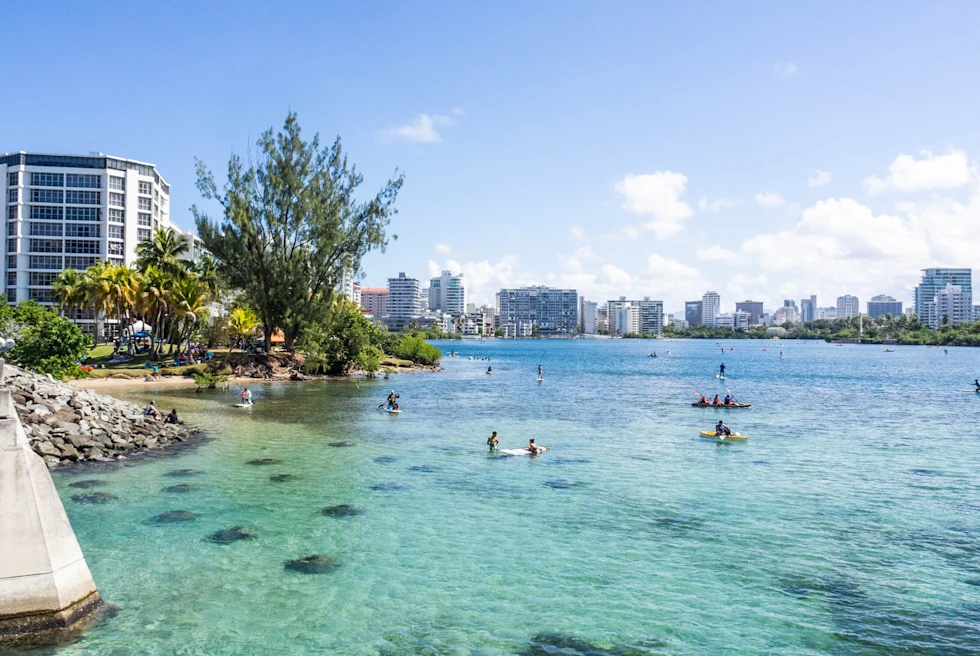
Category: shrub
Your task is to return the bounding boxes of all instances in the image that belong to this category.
[7,302,90,379]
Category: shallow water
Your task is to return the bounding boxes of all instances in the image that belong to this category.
[21,339,980,655]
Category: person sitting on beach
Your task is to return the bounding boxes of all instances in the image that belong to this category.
[712,395,722,406]
[144,400,162,421]
[487,431,499,452]
[166,409,179,424]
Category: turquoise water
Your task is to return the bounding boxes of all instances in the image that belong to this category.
[23,339,980,654]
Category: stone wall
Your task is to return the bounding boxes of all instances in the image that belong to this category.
[5,365,196,468]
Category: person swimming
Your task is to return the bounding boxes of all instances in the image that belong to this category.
[487,431,499,452]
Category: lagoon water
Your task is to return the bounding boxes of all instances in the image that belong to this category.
[23,339,980,655]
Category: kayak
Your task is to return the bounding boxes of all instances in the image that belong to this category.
[500,447,548,456]
[700,431,747,440]
[692,402,751,408]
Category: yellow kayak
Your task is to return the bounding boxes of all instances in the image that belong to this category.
[700,431,748,440]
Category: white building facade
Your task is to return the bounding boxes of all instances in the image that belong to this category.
[386,272,422,331]
[497,286,578,336]
[580,300,599,334]
[702,291,721,327]
[836,295,860,319]
[428,270,466,314]
[1,151,181,335]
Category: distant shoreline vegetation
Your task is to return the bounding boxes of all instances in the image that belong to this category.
[660,315,980,346]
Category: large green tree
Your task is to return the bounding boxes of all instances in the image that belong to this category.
[193,113,403,351]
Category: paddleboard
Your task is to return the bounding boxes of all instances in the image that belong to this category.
[699,431,747,440]
[386,408,402,414]
[957,389,980,393]
[500,446,549,456]
[714,374,726,379]
[235,402,254,408]
[537,377,544,382]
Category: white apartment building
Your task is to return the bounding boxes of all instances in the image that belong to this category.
[771,305,799,324]
[915,268,972,328]
[580,300,599,334]
[702,291,721,327]
[925,284,973,327]
[386,272,421,331]
[614,305,640,336]
[1,151,186,335]
[836,295,860,319]
[428,270,466,314]
[606,297,664,335]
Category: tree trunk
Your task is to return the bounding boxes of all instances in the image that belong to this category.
[263,325,273,353]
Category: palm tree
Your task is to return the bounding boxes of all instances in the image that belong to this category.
[106,265,142,352]
[141,265,173,358]
[137,227,190,279]
[228,307,259,350]
[83,260,114,345]
[170,276,208,355]
[52,269,86,324]
[193,253,222,299]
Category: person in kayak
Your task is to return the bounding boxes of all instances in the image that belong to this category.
[715,420,732,436]
[724,393,733,405]
[527,438,546,455]
[712,394,722,406]
[699,395,708,404]
[719,363,726,376]
[487,431,499,452]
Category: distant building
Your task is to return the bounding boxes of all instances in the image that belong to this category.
[428,270,466,314]
[836,295,860,319]
[915,269,973,328]
[613,305,640,336]
[339,270,361,305]
[716,311,752,331]
[685,300,703,326]
[670,316,689,329]
[772,305,799,324]
[360,288,388,318]
[580,300,599,334]
[974,305,980,322]
[386,272,422,331]
[735,300,764,326]
[702,291,721,327]
[497,286,578,336]
[606,297,663,335]
[800,295,817,323]
[904,307,917,318]
[867,294,902,319]
[818,306,838,320]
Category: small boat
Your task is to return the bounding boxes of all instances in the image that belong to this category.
[692,402,751,408]
[882,348,894,352]
[700,431,748,440]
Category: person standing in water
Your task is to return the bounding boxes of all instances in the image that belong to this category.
[537,365,543,380]
[487,431,499,452]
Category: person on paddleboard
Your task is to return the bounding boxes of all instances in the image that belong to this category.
[527,438,546,455]
[537,365,543,379]
[975,379,979,391]
[487,431,499,452]
[719,363,726,376]
[241,387,253,406]
[380,390,399,410]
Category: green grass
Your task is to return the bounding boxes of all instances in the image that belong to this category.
[80,344,233,376]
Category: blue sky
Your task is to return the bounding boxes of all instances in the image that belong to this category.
[5,1,980,312]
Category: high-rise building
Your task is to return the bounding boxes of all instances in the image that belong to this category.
[360,288,388,317]
[836,295,860,319]
[0,151,190,336]
[928,284,973,327]
[915,268,973,328]
[606,297,663,335]
[428,270,466,314]
[386,272,422,331]
[702,291,720,327]
[735,300,764,326]
[685,300,703,326]
[867,295,902,319]
[613,304,640,336]
[580,300,599,334]
[818,306,838,320]
[974,305,980,322]
[497,286,578,335]
[800,295,817,323]
[772,305,799,324]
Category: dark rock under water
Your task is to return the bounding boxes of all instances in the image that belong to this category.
[71,492,119,504]
[246,458,281,466]
[321,504,365,518]
[163,469,204,478]
[151,510,201,523]
[371,483,408,492]
[284,554,340,574]
[270,474,297,483]
[543,479,582,489]
[68,479,108,489]
[520,632,661,656]
[206,526,257,544]
[328,441,355,448]
[161,484,196,494]
[408,465,436,473]
[373,456,397,464]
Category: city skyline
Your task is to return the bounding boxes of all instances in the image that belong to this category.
[4,3,980,313]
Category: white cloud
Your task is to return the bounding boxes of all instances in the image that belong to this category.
[755,191,786,207]
[614,171,694,238]
[774,61,799,77]
[698,196,742,212]
[569,225,585,240]
[696,245,736,261]
[385,111,461,143]
[435,243,451,254]
[863,150,974,195]
[808,170,831,188]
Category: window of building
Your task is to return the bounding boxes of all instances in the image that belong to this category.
[8,172,18,186]
[6,222,15,236]
[30,222,62,237]
[109,176,125,191]
[108,209,124,224]
[7,255,16,270]
[108,242,124,257]
[7,189,17,203]
[7,238,17,253]
[31,206,64,220]
[138,181,152,195]
[137,228,151,242]
[65,223,100,238]
[29,255,62,270]
[109,192,125,207]
[6,271,15,287]
[138,197,151,211]
[108,225,124,240]
[65,256,97,270]
[30,189,63,204]
[138,212,152,227]
[64,207,99,222]
[108,257,124,267]
[153,189,158,201]
[153,203,159,217]
[29,272,58,287]
[65,174,100,189]
[64,239,100,254]
[7,206,16,220]
[29,239,61,253]
[29,288,54,303]
[6,289,15,303]
[65,190,100,205]
[30,172,64,187]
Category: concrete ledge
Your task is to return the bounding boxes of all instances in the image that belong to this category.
[0,590,102,648]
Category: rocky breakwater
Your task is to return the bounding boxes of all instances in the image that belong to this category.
[6,365,197,468]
